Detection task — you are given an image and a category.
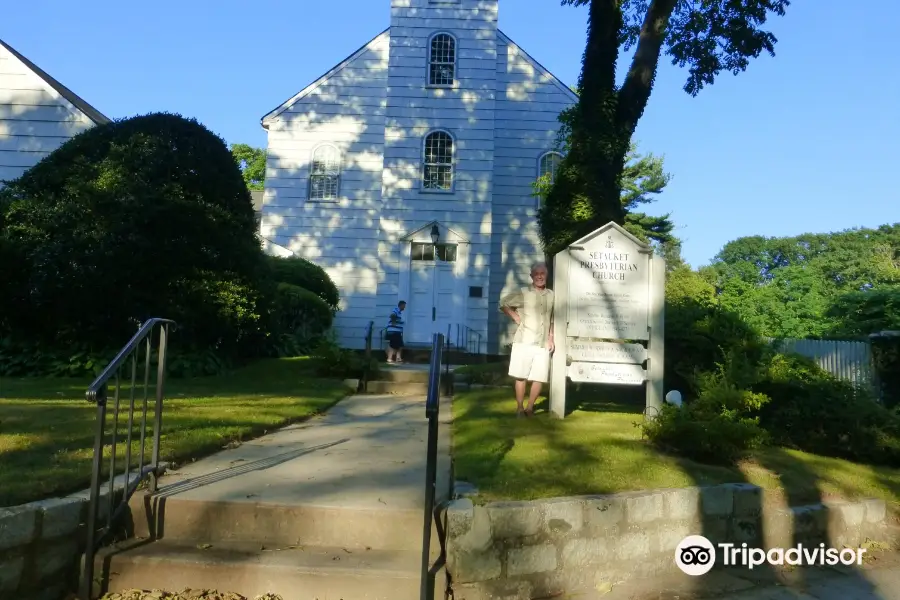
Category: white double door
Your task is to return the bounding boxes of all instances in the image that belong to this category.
[407,260,456,345]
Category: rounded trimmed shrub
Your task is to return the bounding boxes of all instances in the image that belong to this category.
[268,256,340,311]
[273,283,334,354]
[0,112,269,369]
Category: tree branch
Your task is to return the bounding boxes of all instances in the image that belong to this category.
[617,0,679,135]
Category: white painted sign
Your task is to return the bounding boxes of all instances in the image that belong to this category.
[568,340,647,364]
[549,222,666,419]
[566,227,650,340]
[568,362,647,385]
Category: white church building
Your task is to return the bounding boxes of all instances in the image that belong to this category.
[258,0,576,353]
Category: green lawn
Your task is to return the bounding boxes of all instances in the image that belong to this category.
[452,387,900,511]
[0,358,351,507]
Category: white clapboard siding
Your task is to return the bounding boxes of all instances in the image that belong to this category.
[487,32,576,352]
[766,337,877,393]
[0,43,106,185]
[261,31,390,349]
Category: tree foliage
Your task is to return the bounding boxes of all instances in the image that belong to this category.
[535,141,675,247]
[539,0,789,255]
[230,143,267,190]
[0,113,271,362]
[707,225,900,338]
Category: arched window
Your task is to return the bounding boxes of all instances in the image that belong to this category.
[309,144,341,201]
[428,33,456,86]
[423,131,454,191]
[538,152,563,184]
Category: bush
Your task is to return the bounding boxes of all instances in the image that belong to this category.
[0,112,269,369]
[0,337,115,378]
[872,336,900,409]
[308,336,376,379]
[753,352,900,466]
[268,256,340,311]
[664,267,767,397]
[271,283,334,355]
[643,364,770,465]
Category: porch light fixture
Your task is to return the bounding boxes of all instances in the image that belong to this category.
[431,224,440,245]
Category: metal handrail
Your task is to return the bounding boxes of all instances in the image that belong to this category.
[362,320,374,392]
[420,332,444,600]
[81,318,174,600]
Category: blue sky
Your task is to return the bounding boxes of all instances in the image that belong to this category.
[3,0,897,267]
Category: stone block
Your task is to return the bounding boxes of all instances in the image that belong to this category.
[700,485,734,517]
[0,555,25,592]
[450,505,493,554]
[448,547,502,584]
[487,502,541,539]
[37,539,79,578]
[730,517,761,544]
[664,487,700,521]
[452,580,533,600]
[863,499,886,524]
[701,515,730,546]
[561,537,612,569]
[616,531,651,561]
[625,491,664,524]
[507,543,558,576]
[528,572,566,600]
[584,494,626,533]
[543,498,584,536]
[634,554,677,579]
[447,498,475,539]
[657,522,693,552]
[0,505,38,551]
[66,488,112,518]
[792,505,828,545]
[825,501,865,528]
[761,508,794,549]
[454,481,479,499]
[730,483,763,518]
[33,497,86,540]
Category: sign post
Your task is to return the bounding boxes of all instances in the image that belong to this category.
[549,222,665,419]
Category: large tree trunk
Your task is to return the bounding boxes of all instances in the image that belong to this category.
[577,0,627,226]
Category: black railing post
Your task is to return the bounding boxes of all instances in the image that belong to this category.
[420,333,443,600]
[80,393,107,600]
[362,321,374,393]
[150,322,169,493]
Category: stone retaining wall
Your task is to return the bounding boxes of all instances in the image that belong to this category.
[444,484,890,600]
[0,493,91,600]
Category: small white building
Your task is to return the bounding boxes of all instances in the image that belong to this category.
[0,39,110,185]
[259,0,576,353]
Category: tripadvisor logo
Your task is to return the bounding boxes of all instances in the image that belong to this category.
[675,535,868,576]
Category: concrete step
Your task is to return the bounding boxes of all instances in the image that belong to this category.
[371,368,431,383]
[98,539,447,600]
[128,495,445,555]
[364,380,429,395]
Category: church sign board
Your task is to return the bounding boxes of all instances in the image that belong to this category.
[549,222,666,419]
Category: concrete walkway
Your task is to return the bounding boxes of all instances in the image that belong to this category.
[154,392,452,511]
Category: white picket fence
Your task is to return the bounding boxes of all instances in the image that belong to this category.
[766,337,876,391]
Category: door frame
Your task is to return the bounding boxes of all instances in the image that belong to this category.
[398,220,469,344]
